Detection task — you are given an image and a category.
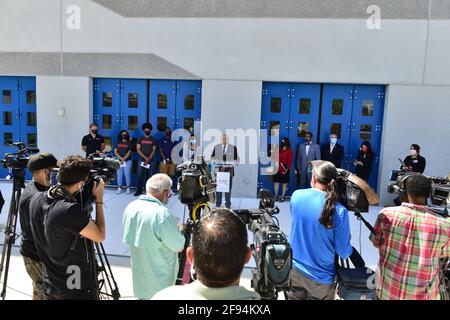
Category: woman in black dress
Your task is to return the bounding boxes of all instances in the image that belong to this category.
[354,141,375,182]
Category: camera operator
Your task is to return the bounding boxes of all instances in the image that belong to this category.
[18,153,58,300]
[370,174,450,300]
[152,208,260,300]
[30,155,106,300]
[123,174,185,299]
[288,160,353,300]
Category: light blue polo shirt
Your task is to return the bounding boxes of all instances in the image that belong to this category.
[123,195,185,299]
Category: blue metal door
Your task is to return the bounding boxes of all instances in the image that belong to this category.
[258,82,291,193]
[149,80,177,136]
[18,77,38,150]
[319,84,354,170]
[120,79,147,185]
[175,80,202,134]
[0,76,37,179]
[0,77,21,178]
[288,83,321,193]
[349,85,385,190]
[94,78,148,186]
[93,78,121,152]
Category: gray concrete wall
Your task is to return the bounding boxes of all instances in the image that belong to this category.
[1,0,450,201]
[378,84,450,204]
[201,80,262,198]
[36,76,92,160]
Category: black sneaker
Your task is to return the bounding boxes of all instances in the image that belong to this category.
[134,191,142,197]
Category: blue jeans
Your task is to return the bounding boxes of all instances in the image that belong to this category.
[136,160,152,194]
[117,160,131,188]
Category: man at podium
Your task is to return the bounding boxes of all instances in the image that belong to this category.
[211,134,239,209]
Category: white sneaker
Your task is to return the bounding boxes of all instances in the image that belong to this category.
[116,187,122,194]
[126,188,131,194]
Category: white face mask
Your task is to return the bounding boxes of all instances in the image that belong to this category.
[410,149,417,156]
[330,138,337,144]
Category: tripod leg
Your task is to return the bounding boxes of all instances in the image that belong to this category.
[94,242,120,300]
[0,188,20,300]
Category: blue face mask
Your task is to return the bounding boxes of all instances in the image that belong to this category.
[330,137,337,144]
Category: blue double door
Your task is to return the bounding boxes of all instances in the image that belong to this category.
[320,84,385,190]
[0,76,37,179]
[259,82,321,195]
[93,78,201,186]
[259,82,385,196]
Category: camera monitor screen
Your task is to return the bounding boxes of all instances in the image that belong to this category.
[390,170,401,182]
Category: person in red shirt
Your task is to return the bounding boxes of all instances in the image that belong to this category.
[272,137,293,202]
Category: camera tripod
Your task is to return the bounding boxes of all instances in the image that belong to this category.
[175,199,210,285]
[82,201,120,300]
[0,167,25,300]
[84,238,120,300]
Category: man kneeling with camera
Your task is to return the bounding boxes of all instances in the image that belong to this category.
[371,174,450,300]
[152,208,260,300]
[30,155,106,300]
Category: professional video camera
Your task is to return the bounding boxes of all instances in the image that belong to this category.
[176,156,216,208]
[234,189,292,300]
[1,142,39,170]
[387,170,450,216]
[175,157,217,285]
[0,142,39,299]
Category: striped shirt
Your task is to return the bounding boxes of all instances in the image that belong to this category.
[370,203,450,300]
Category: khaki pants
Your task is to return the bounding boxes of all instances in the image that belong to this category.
[23,256,44,299]
[159,163,176,176]
[287,268,336,300]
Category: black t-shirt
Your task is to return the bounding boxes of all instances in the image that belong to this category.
[19,181,47,261]
[30,191,94,299]
[115,140,131,160]
[81,134,105,157]
[403,155,426,173]
[137,135,156,158]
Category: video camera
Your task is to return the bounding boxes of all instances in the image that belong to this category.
[335,168,379,213]
[176,157,216,208]
[78,156,120,212]
[234,189,292,300]
[1,142,39,170]
[387,170,450,216]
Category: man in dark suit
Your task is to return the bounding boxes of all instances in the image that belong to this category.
[321,133,345,169]
[296,132,321,189]
[211,134,239,208]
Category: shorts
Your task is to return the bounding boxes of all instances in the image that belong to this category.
[23,256,44,298]
[159,163,176,176]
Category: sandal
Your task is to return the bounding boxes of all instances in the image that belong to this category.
[280,196,286,202]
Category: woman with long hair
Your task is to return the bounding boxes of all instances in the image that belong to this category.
[354,140,375,182]
[114,129,132,194]
[273,137,293,202]
[288,161,353,300]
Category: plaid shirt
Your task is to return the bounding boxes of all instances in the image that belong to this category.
[370,203,450,300]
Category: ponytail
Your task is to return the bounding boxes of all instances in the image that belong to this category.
[311,161,339,229]
[319,179,338,228]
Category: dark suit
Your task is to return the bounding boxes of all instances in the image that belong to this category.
[321,143,345,169]
[211,143,239,208]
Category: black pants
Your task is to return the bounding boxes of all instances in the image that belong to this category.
[216,176,233,208]
[136,162,152,194]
